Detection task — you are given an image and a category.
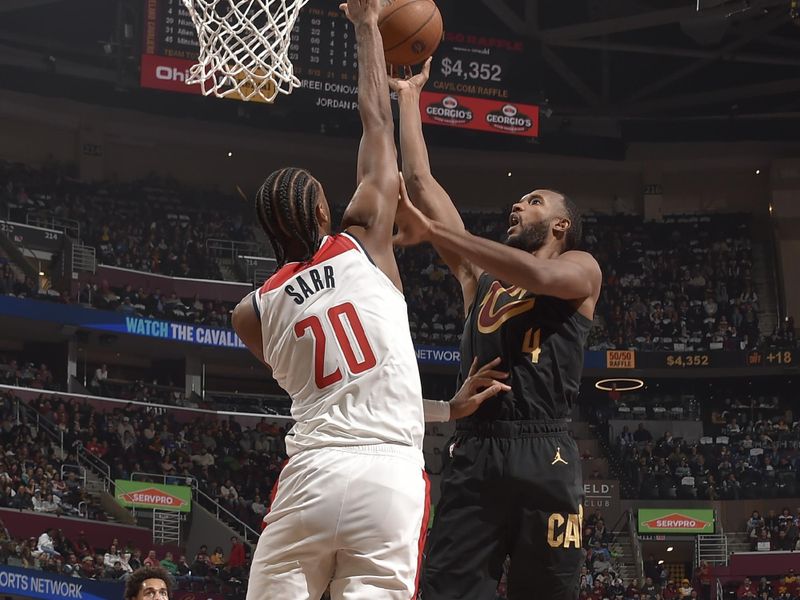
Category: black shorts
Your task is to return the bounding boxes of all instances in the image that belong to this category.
[421,420,584,600]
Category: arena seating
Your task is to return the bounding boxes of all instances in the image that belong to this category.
[3,159,793,353]
[605,387,800,500]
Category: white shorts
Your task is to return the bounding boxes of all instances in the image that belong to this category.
[246,444,430,600]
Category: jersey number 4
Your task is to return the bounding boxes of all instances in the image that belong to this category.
[294,302,377,389]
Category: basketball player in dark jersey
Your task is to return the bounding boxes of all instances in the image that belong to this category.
[390,61,602,600]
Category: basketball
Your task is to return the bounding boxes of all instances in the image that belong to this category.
[379,0,443,66]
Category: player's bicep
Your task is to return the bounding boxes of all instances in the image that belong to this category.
[343,132,398,238]
[541,252,602,301]
[232,293,268,367]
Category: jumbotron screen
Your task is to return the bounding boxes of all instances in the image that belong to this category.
[140,0,539,137]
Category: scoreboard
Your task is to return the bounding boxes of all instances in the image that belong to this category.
[140,0,539,136]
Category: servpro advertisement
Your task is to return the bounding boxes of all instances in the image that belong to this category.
[637,508,715,534]
[115,480,192,512]
[419,91,539,137]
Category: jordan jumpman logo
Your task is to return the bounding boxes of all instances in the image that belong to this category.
[551,447,568,465]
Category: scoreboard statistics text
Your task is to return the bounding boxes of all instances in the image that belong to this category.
[140,0,538,136]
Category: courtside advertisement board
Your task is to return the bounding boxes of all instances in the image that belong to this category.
[637,508,715,534]
[0,565,122,600]
[115,480,192,512]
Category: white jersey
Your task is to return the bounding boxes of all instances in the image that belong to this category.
[255,233,424,462]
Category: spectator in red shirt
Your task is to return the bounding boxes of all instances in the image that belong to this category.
[737,577,757,599]
[143,549,158,567]
[663,580,680,600]
[228,535,246,580]
[696,561,712,600]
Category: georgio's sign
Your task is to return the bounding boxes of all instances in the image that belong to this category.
[420,91,539,137]
[424,95,475,126]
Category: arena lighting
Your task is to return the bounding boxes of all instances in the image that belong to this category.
[755,169,761,175]
[227,151,233,157]
[595,378,645,392]
[507,171,512,177]
[658,560,664,565]
[667,546,674,552]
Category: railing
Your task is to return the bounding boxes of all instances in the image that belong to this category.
[153,509,181,545]
[193,484,261,545]
[237,254,277,286]
[19,399,64,456]
[128,470,259,544]
[206,238,263,262]
[26,212,81,239]
[695,521,729,567]
[60,464,87,488]
[627,509,644,581]
[76,443,113,492]
[72,242,96,273]
[131,472,195,487]
[716,578,723,600]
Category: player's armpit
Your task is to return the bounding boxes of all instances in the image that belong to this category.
[396,174,480,313]
[232,292,269,368]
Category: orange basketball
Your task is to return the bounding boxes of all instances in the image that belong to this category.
[378,0,443,66]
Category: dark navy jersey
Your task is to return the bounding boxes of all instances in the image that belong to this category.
[458,272,591,422]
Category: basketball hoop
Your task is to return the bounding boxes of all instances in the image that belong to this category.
[594,378,645,392]
[182,0,310,102]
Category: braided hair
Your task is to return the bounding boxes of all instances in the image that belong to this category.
[255,167,322,267]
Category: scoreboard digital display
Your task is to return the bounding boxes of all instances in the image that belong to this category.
[141,0,538,136]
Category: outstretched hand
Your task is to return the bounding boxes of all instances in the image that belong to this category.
[339,0,381,24]
[449,357,510,420]
[388,58,432,95]
[393,174,433,247]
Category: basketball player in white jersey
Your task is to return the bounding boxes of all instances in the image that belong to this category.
[230,1,509,598]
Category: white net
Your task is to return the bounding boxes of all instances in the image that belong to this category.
[182,0,310,102]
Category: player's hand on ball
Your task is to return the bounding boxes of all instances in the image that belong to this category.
[449,358,510,421]
[339,0,381,24]
[393,174,433,247]
[388,58,432,95]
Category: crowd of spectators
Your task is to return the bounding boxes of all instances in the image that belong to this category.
[22,389,289,533]
[745,508,800,552]
[0,389,102,519]
[78,281,236,328]
[722,572,800,600]
[3,158,798,352]
[585,214,767,352]
[0,520,250,595]
[0,354,56,390]
[1,159,257,280]
[612,410,799,500]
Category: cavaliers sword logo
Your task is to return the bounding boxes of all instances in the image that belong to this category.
[477,281,535,334]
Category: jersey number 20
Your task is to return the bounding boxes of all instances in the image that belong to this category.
[294,302,377,389]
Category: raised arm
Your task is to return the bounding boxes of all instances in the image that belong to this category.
[395,188,602,318]
[338,0,401,287]
[390,60,480,313]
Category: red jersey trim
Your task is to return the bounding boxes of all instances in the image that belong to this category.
[260,234,359,294]
[412,470,432,598]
